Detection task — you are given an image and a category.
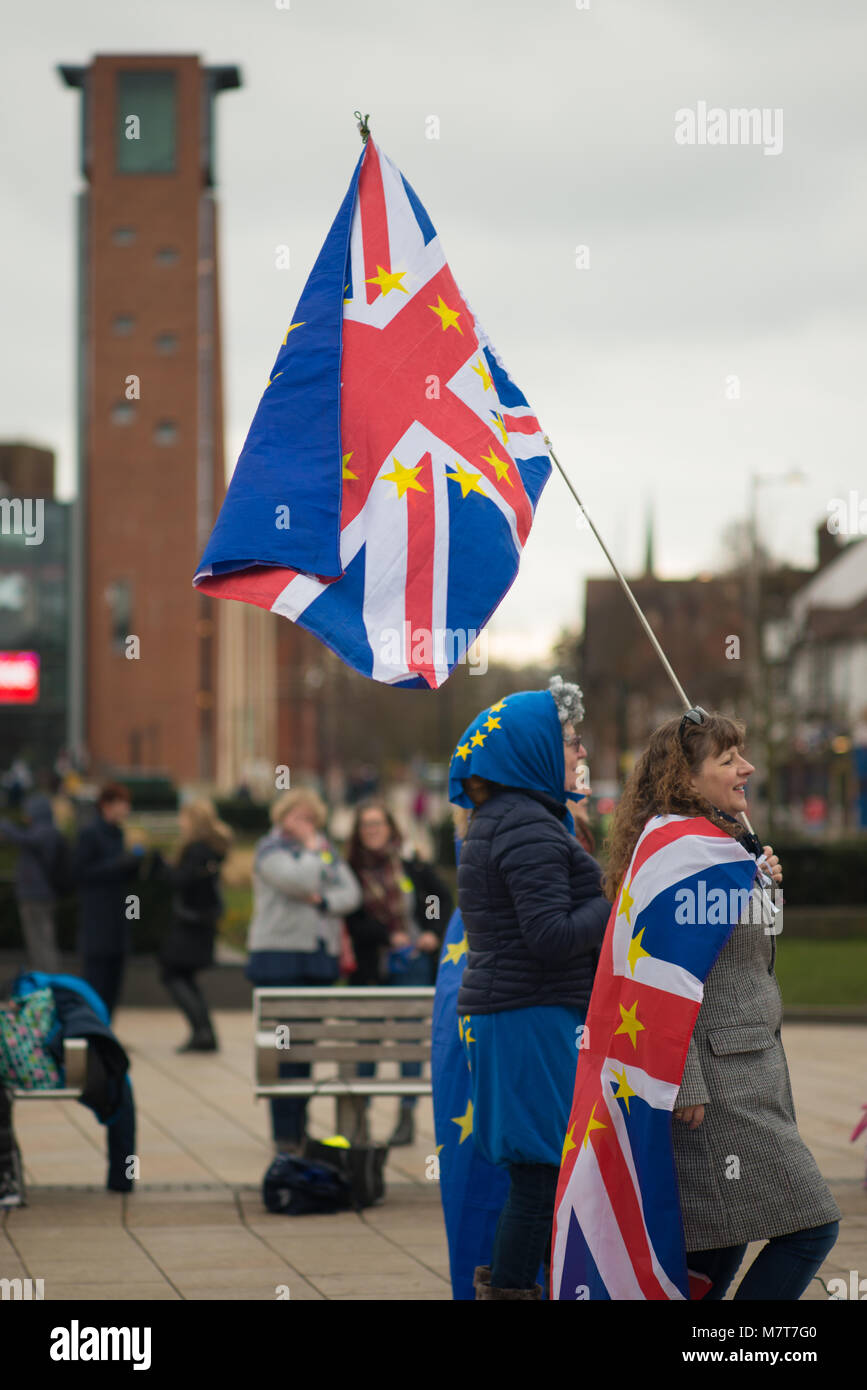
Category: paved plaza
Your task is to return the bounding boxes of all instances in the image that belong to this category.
[1,1011,865,1301]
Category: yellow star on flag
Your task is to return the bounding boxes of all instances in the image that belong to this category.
[342,451,358,480]
[615,1001,645,1049]
[618,878,635,927]
[582,1102,607,1150]
[480,445,513,487]
[490,412,509,447]
[281,322,305,345]
[428,294,463,334]
[627,926,651,976]
[381,457,426,499]
[489,700,507,712]
[561,1124,577,1161]
[446,461,485,499]
[451,1099,473,1144]
[267,371,284,388]
[484,715,501,732]
[444,935,468,965]
[470,730,486,748]
[455,742,471,761]
[472,357,493,391]
[366,264,409,297]
[610,1066,637,1114]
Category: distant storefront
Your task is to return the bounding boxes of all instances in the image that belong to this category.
[0,500,70,774]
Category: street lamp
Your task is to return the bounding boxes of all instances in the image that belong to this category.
[748,468,807,837]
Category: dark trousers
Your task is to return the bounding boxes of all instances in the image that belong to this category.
[490,1162,559,1291]
[688,1220,840,1300]
[0,1083,18,1172]
[160,965,215,1038]
[82,955,126,1021]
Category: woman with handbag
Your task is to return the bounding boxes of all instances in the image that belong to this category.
[159,799,232,1053]
[246,789,362,1153]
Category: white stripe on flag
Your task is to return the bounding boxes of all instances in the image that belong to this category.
[600,1058,685,1300]
[553,1143,646,1300]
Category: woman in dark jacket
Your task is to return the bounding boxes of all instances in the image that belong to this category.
[451,675,609,1300]
[346,799,453,1145]
[158,799,232,1053]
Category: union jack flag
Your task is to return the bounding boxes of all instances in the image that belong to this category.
[194,138,551,687]
[551,814,758,1301]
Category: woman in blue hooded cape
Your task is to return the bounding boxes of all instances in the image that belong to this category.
[448,675,610,1299]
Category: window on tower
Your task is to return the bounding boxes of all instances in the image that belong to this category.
[116,70,177,174]
[154,420,178,445]
[107,579,133,652]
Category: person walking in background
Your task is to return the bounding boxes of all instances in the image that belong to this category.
[346,798,453,1146]
[75,783,144,1020]
[157,799,232,1054]
[453,675,610,1299]
[0,793,65,972]
[245,789,361,1153]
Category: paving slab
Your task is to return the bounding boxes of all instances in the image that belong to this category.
[1,1011,863,1300]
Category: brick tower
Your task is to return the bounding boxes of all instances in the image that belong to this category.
[59,55,240,783]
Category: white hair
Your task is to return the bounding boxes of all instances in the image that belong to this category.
[548,673,585,727]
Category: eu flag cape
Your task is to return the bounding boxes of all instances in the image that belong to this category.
[194,138,551,688]
[551,814,759,1301]
[432,906,509,1298]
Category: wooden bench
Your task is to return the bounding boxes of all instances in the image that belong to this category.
[254,986,435,1141]
[12,1039,88,1101]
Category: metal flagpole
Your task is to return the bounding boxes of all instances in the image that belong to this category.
[544,436,760,843]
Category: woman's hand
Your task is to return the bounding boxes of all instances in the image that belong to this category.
[416,930,440,953]
[762,845,783,885]
[390,930,411,948]
[673,1104,705,1129]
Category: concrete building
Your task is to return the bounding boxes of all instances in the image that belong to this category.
[59,54,240,783]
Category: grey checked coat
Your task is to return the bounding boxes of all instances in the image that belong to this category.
[672,882,840,1251]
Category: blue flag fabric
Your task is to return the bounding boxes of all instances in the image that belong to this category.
[432,906,509,1299]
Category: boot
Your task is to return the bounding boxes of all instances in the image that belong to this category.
[163,975,218,1052]
[475,1273,542,1300]
[388,1099,415,1146]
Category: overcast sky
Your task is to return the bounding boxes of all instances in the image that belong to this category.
[3,0,865,660]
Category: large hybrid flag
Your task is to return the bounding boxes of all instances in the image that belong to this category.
[551,814,759,1301]
[195,138,551,688]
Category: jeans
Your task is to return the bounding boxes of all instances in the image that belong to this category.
[688,1220,840,1300]
[356,952,433,1107]
[246,951,339,1144]
[19,899,60,973]
[490,1162,559,1291]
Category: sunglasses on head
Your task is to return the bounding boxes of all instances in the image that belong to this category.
[678,706,708,739]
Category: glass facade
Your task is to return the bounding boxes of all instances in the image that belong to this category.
[115,70,177,174]
[0,501,70,774]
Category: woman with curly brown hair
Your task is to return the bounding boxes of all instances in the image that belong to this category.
[602,709,839,1300]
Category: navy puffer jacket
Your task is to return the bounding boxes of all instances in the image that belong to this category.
[456,787,610,1015]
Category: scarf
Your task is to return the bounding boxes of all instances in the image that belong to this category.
[353,841,412,936]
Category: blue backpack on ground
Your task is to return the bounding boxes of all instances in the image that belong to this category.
[262,1152,353,1216]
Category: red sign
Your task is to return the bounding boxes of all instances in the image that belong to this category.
[0,652,40,704]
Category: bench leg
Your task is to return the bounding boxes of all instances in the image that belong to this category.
[336,1094,369,1145]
